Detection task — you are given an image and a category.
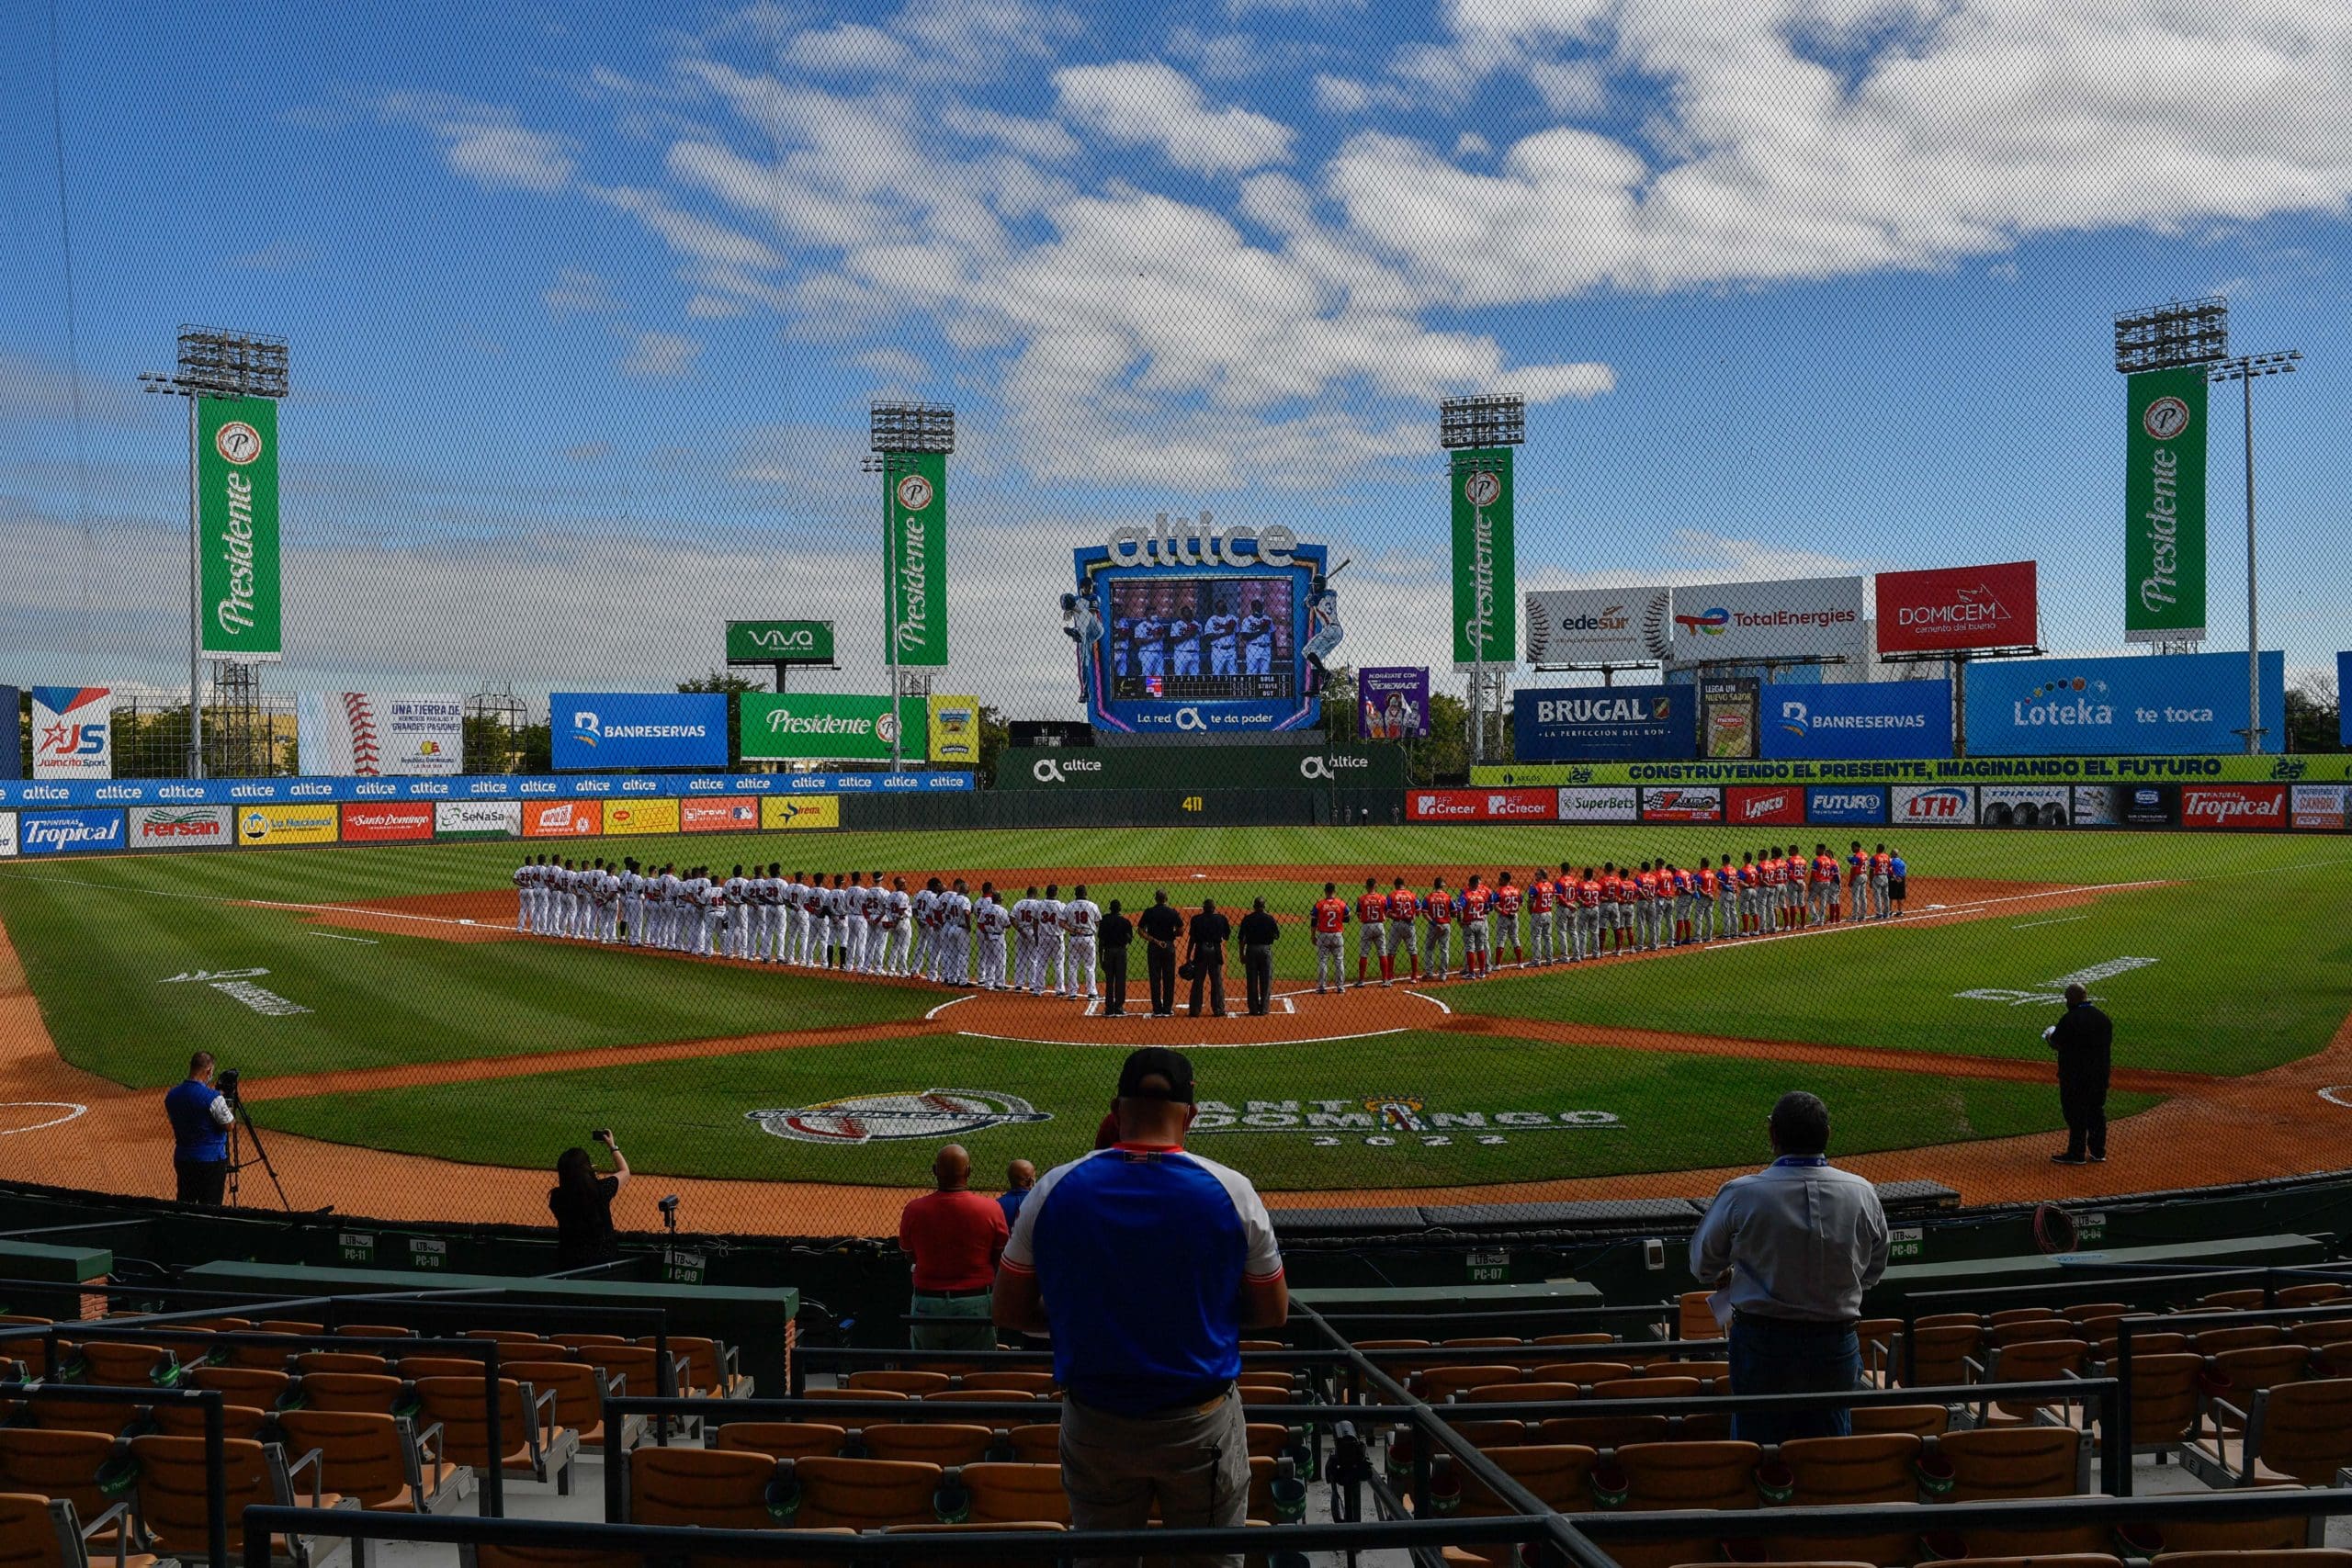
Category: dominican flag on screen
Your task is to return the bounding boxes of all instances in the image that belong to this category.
[1146,676,1164,696]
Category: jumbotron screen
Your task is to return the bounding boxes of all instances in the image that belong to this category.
[1106,577,1296,702]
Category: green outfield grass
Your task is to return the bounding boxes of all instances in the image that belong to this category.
[0,825,2336,1194]
[249,1028,2159,1190]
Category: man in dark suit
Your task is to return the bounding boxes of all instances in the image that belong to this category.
[2044,983,2114,1164]
[1099,899,1135,1017]
[1137,891,1183,1017]
[1186,898,1231,1018]
[1238,897,1282,1015]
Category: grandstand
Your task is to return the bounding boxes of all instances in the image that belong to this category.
[1,1175,2349,1567]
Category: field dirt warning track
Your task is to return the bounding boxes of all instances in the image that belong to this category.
[0,869,2344,1237]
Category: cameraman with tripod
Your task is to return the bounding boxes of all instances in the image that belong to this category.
[164,1052,235,1205]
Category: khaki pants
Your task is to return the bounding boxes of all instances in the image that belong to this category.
[1060,1389,1250,1568]
[910,1292,996,1352]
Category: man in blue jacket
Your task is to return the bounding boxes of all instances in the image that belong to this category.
[164,1052,236,1204]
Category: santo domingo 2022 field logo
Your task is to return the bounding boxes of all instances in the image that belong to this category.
[748,1089,1049,1145]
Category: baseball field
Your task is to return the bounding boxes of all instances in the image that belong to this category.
[0,824,2344,1233]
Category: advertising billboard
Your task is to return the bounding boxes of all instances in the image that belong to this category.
[997,744,1405,792]
[1724,786,1805,826]
[681,797,760,832]
[1805,787,1888,826]
[1978,784,2071,827]
[1557,786,1638,823]
[1697,678,1758,760]
[340,803,434,842]
[434,800,520,839]
[1640,786,1723,823]
[927,696,980,765]
[2343,653,2351,749]
[1523,587,1670,664]
[0,812,13,856]
[2291,784,2347,831]
[524,800,603,838]
[18,808,121,855]
[553,693,729,771]
[603,798,681,837]
[885,453,949,667]
[1513,685,1691,762]
[2072,784,2176,828]
[738,694,925,763]
[1408,787,1554,823]
[2180,783,2289,830]
[762,795,842,830]
[1451,450,1516,671]
[1668,577,1866,665]
[1358,668,1430,739]
[2125,367,2208,643]
[30,688,112,780]
[130,806,234,847]
[1874,562,2039,655]
[1963,651,2283,755]
[198,396,282,661]
[726,620,835,667]
[1891,784,1975,827]
[1761,681,1953,761]
[236,804,339,846]
[298,694,463,776]
[0,686,17,779]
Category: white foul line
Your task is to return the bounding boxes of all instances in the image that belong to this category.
[2012,917,2088,930]
[307,931,380,943]
[957,1027,1410,1051]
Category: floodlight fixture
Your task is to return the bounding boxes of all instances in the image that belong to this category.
[869,401,955,455]
[1439,393,1525,450]
[2112,297,2229,375]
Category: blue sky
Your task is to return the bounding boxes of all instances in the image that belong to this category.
[3,0,2346,713]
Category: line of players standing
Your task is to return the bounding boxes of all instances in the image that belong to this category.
[1311,842,1911,989]
[513,857,1125,999]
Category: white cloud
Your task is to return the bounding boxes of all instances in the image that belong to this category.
[938,103,1082,163]
[783,22,911,73]
[543,266,621,317]
[618,329,703,379]
[377,92,576,193]
[1053,62,1296,175]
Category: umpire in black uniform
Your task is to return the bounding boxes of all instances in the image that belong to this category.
[1137,891,1183,1017]
[1099,899,1134,1017]
[2044,983,2113,1164]
[1186,897,1232,1018]
[1238,897,1282,1016]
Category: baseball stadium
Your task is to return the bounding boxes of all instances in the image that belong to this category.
[6,5,2352,1564]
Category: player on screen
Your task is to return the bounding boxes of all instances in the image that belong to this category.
[1303,587,1343,691]
[1204,600,1240,676]
[1240,598,1276,675]
[1168,593,1203,678]
[1131,605,1167,680]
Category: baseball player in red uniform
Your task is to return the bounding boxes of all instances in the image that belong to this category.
[1356,877,1391,987]
[1422,874,1455,980]
[1460,875,1493,978]
[1527,868,1557,966]
[1386,878,1420,979]
[1493,872,1524,965]
[1311,881,1350,994]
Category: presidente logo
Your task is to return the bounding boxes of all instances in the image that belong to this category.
[1191,1094,1620,1147]
[766,706,901,743]
[2143,395,2191,441]
[747,1089,1050,1145]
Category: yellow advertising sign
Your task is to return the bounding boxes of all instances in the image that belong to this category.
[928,694,981,764]
[761,795,841,831]
[236,803,340,846]
[602,797,681,838]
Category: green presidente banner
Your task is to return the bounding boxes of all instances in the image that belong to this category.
[2124,366,2207,644]
[1450,448,1515,671]
[740,693,926,762]
[886,452,948,667]
[198,396,282,660]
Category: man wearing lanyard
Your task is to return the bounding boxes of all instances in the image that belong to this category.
[1690,1091,1889,1443]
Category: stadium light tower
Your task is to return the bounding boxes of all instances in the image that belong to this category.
[866,401,954,772]
[140,326,288,779]
[1440,394,1524,765]
[2208,349,2301,754]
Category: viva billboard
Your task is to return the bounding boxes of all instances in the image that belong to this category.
[2125,367,2207,643]
[886,454,948,667]
[198,397,281,660]
[1964,650,2281,755]
[739,694,925,763]
[1451,451,1515,671]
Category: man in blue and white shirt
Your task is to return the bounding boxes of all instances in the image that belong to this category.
[993,1047,1285,1564]
[1690,1090,1888,1444]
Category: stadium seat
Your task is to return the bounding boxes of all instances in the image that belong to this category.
[1899,1323,1984,1387]
[129,1434,357,1566]
[1595,1375,1703,1401]
[629,1445,785,1529]
[1439,1443,1600,1567]
[187,1363,291,1405]
[0,1490,154,1568]
[145,1396,271,1441]
[2137,1504,2324,1559]
[461,1329,549,1346]
[959,1461,1072,1525]
[571,1343,688,1400]
[1443,1336,1524,1349]
[1668,1360,1732,1385]
[1238,1384,1294,1405]
[413,1373,579,1494]
[296,1371,408,1414]
[717,1422,850,1461]
[2204,1347,2314,1430]
[2097,1331,2191,1363]
[0,1317,59,1379]
[959,1371,1056,1394]
[2289,1320,2352,1352]
[499,1357,628,1449]
[67,1343,175,1390]
[1990,1319,2082,1348]
[2197,1326,2288,1356]
[550,1334,628,1349]
[334,1324,414,1340]
[1924,1427,2098,1559]
[882,1519,1068,1568]
[2199,1292,2267,1311]
[296,1351,389,1377]
[2098,1353,2205,1455]
[1771,1433,1923,1565]
[1530,1361,1636,1385]
[1534,1332,1617,1348]
[261,1322,327,1338]
[2274,1285,2347,1308]
[2188,1379,2352,1486]
[1537,1412,1672,1450]
[927,1389,1034,1404]
[1679,1292,1724,1341]
[275,1406,458,1513]
[795,1456,946,1529]
[1420,1364,1524,1402]
[1916,1555,2122,1568]
[1965,1337,2090,1426]
[1603,1439,1761,1568]
[803,1386,909,1404]
[647,1336,746,1396]
[863,1423,997,1465]
[397,1356,489,1381]
[1850,1404,1950,1438]
[848,1370,954,1395]
[1007,1425,1061,1463]
[1988,1308,2059,1327]
[2063,1303,2131,1328]
[2153,1553,2352,1568]
[1466,1381,1580,1405]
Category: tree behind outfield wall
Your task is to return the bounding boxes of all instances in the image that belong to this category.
[2286,671,2343,753]
[678,671,770,769]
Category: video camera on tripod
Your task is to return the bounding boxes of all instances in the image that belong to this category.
[215,1067,294,1213]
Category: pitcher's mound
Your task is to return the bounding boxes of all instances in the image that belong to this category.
[933,981,1454,1048]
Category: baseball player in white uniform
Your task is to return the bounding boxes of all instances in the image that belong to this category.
[722,866,750,958]
[1062,886,1102,1000]
[597,862,623,943]
[1033,884,1067,997]
[1009,888,1038,992]
[974,886,1011,988]
[910,881,940,976]
[782,874,808,964]
[874,877,907,975]
[514,858,537,931]
[842,873,870,974]
[933,879,972,985]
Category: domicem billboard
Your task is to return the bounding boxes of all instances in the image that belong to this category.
[1874,562,2039,655]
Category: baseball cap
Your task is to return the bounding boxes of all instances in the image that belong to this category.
[1116,1046,1195,1105]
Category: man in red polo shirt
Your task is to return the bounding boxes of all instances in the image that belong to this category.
[899,1144,1009,1350]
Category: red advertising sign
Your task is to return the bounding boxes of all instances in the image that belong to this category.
[681,796,760,832]
[1406,788,1555,823]
[2180,784,2289,831]
[1640,787,1724,824]
[1874,561,2039,655]
[1725,785,1805,826]
[523,799,604,838]
[339,802,435,842]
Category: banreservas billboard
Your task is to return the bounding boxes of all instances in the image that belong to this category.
[1963,651,2283,756]
[1761,681,1952,761]
[1874,562,2038,655]
[553,694,729,771]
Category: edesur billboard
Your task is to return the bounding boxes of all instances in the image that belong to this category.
[1875,562,2039,655]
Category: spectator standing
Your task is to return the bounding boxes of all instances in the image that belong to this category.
[2044,983,2114,1164]
[1000,1159,1038,1227]
[549,1131,629,1270]
[993,1048,1286,1568]
[1099,899,1135,1017]
[164,1051,235,1205]
[1690,1091,1888,1443]
[1238,897,1281,1016]
[1138,891,1184,1018]
[1186,898,1232,1019]
[899,1145,1009,1350]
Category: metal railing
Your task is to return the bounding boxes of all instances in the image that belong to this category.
[0,1380,232,1568]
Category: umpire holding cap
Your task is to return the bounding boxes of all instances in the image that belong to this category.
[1138,891,1184,1018]
[2044,983,2113,1165]
[994,1047,1287,1568]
